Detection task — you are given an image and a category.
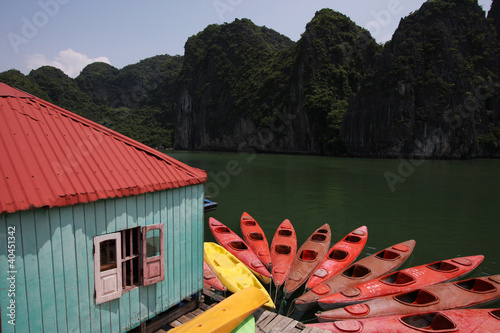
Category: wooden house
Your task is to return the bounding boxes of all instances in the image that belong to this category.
[0,83,207,332]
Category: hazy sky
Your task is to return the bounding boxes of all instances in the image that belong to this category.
[0,0,494,78]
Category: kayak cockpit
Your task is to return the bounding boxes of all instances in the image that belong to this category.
[300,249,319,262]
[381,271,416,286]
[375,249,401,260]
[228,241,248,251]
[344,235,363,243]
[426,261,459,273]
[342,264,371,279]
[400,313,457,332]
[248,232,264,241]
[455,278,497,293]
[274,244,292,255]
[328,249,349,261]
[394,289,439,306]
[278,229,293,237]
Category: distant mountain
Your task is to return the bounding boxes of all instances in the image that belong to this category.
[342,0,500,158]
[1,1,499,158]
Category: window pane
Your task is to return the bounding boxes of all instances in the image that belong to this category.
[146,229,160,258]
[100,239,117,272]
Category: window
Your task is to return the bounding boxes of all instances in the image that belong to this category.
[94,224,164,304]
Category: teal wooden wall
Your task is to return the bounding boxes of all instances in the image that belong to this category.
[0,184,204,333]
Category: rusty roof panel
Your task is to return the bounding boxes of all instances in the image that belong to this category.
[0,83,206,214]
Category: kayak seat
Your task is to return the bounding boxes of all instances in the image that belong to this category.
[395,289,439,306]
[376,250,401,260]
[329,249,349,261]
[278,229,293,237]
[456,278,496,293]
[228,241,248,251]
[491,309,500,320]
[400,313,457,332]
[214,226,231,234]
[242,220,256,226]
[381,271,415,286]
[300,249,318,262]
[248,232,264,241]
[274,245,291,255]
[311,233,327,242]
[343,264,371,278]
[427,261,458,272]
[344,235,362,243]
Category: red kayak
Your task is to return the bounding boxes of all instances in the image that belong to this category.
[240,212,271,269]
[318,274,500,321]
[306,308,500,332]
[208,217,271,284]
[270,219,297,287]
[295,239,416,312]
[283,223,331,298]
[305,226,368,290]
[317,255,484,310]
[203,260,226,292]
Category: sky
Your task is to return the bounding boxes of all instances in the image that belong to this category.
[0,0,494,78]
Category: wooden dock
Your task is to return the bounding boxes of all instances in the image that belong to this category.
[132,289,328,333]
[161,289,328,333]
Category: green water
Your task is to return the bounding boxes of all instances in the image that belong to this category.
[169,151,500,303]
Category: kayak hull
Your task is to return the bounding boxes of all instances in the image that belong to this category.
[203,260,226,292]
[204,242,275,309]
[283,223,331,298]
[169,286,267,333]
[317,274,500,321]
[209,217,271,284]
[270,219,297,287]
[306,308,500,333]
[317,255,484,310]
[295,239,416,312]
[240,212,271,269]
[306,226,368,290]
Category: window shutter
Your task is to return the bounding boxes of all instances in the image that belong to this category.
[142,224,165,285]
[94,232,122,304]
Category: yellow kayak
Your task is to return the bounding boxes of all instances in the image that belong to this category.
[204,242,275,309]
[169,287,266,333]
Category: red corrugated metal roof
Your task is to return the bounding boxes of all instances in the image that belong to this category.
[0,83,207,214]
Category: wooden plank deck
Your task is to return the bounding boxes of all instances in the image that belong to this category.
[153,289,329,333]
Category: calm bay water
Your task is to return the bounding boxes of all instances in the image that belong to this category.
[169,151,500,306]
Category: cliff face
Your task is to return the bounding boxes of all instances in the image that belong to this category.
[342,0,500,158]
[174,11,380,154]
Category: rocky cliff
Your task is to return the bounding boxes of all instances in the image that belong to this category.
[342,0,500,158]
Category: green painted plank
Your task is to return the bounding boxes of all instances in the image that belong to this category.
[166,189,175,308]
[115,198,131,332]
[1,214,28,333]
[60,208,81,333]
[84,202,102,333]
[105,199,121,332]
[95,200,112,333]
[34,209,58,333]
[126,195,141,327]
[179,186,187,298]
[138,193,150,322]
[49,208,68,333]
[185,185,193,295]
[194,185,204,290]
[73,204,91,333]
[172,188,181,303]
[20,210,44,332]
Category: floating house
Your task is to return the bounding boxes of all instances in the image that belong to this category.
[0,83,207,332]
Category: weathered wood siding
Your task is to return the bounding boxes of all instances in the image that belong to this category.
[0,184,204,333]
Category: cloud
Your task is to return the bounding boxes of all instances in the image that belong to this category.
[26,48,111,78]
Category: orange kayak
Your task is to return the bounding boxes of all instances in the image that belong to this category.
[317,255,484,310]
[317,274,500,321]
[209,217,271,284]
[203,260,226,292]
[306,226,368,290]
[283,223,331,298]
[270,219,297,287]
[295,239,416,312]
[306,308,500,332]
[240,212,271,269]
